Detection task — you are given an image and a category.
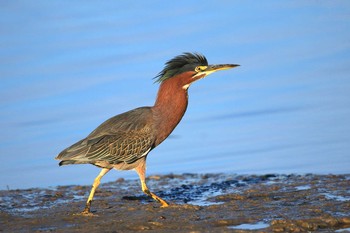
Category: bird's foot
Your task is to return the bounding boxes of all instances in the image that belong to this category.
[160,202,169,208]
[73,207,98,217]
[149,192,169,207]
[159,198,169,207]
[143,189,169,207]
[73,211,97,217]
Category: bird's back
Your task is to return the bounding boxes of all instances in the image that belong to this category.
[56,107,155,169]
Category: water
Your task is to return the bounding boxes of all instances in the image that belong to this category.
[1,1,350,189]
[228,222,269,230]
[336,228,350,233]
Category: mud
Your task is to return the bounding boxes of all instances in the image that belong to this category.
[1,174,350,232]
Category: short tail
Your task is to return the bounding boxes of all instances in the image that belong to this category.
[58,160,90,166]
[55,138,89,166]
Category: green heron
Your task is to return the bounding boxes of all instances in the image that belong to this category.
[55,52,239,215]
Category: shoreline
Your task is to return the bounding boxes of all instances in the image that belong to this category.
[1,173,350,232]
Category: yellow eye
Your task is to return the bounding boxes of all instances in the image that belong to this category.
[195,66,207,72]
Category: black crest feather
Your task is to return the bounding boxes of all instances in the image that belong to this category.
[154,52,208,83]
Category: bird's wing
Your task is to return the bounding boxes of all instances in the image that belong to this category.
[56,107,155,165]
[85,129,153,164]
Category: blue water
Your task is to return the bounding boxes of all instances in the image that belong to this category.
[228,222,269,230]
[1,1,350,189]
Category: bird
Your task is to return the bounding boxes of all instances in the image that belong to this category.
[55,52,239,215]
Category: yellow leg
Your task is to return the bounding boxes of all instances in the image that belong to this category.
[80,168,111,216]
[135,163,169,207]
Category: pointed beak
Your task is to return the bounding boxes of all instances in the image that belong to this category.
[206,64,240,72]
[192,63,240,80]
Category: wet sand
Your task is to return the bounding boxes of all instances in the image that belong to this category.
[1,174,350,232]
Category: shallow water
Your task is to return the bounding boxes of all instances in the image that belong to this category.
[228,221,270,230]
[336,228,350,233]
[1,1,350,189]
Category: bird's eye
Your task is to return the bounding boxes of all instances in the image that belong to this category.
[195,66,207,72]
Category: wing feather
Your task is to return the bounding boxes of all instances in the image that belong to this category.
[56,107,155,167]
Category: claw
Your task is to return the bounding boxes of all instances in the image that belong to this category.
[160,201,169,208]
[72,203,98,216]
[73,209,97,217]
[153,194,169,207]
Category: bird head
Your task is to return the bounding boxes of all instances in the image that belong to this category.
[154,52,239,89]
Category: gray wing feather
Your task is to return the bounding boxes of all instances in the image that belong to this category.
[56,107,155,166]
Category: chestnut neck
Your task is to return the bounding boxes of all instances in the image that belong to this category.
[152,73,192,146]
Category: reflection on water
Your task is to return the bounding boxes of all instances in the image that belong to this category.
[1,1,350,189]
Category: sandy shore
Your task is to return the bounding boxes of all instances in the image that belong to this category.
[1,173,350,232]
